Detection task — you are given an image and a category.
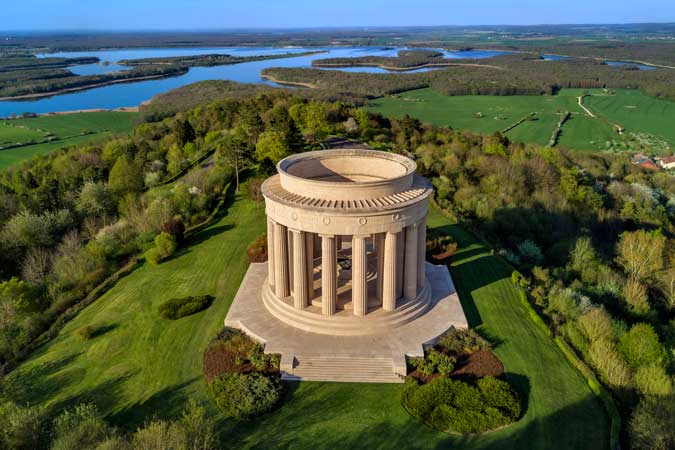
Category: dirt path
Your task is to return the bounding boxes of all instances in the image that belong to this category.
[577,95,596,117]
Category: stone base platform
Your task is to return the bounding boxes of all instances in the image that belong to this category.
[225,262,467,383]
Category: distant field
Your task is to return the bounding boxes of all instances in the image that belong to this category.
[0,111,137,169]
[585,89,675,146]
[367,88,675,152]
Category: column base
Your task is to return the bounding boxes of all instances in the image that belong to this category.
[262,277,431,336]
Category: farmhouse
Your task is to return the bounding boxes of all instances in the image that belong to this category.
[226,149,467,382]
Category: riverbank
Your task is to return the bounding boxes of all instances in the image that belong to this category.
[0,70,188,102]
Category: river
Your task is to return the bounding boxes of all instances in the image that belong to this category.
[0,46,515,116]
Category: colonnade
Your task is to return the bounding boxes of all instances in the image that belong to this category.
[266,218,426,316]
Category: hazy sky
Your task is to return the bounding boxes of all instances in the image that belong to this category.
[2,0,673,30]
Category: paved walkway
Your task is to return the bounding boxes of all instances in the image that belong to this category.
[225,262,467,379]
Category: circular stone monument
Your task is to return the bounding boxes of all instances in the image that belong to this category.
[261,149,433,335]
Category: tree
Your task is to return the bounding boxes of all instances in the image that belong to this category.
[616,230,666,283]
[0,401,45,450]
[76,182,114,222]
[255,131,290,166]
[622,278,651,316]
[217,128,252,192]
[108,155,143,197]
[173,118,195,146]
[619,323,668,369]
[51,403,115,450]
[635,366,673,396]
[657,269,675,311]
[629,396,675,450]
[145,232,177,265]
[180,400,217,450]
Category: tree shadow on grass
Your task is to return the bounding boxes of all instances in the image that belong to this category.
[91,323,119,338]
[221,388,608,450]
[107,378,199,430]
[3,352,83,404]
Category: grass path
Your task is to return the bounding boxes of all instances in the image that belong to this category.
[7,193,609,449]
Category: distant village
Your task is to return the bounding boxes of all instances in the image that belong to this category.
[631,153,675,171]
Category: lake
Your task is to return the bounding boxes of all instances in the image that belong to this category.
[0,46,510,116]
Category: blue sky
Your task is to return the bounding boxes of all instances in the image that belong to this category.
[2,0,673,30]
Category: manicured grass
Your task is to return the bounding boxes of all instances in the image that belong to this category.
[0,111,137,170]
[585,88,675,146]
[8,190,609,449]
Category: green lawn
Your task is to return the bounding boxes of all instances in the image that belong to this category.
[368,87,675,152]
[7,192,609,449]
[585,88,675,147]
[0,111,137,170]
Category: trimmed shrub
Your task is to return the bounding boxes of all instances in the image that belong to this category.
[210,373,282,419]
[438,327,490,356]
[74,325,94,341]
[247,233,268,263]
[159,295,213,320]
[402,376,520,434]
[145,232,177,265]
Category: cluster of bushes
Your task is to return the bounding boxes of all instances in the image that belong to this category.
[0,400,218,450]
[158,295,213,320]
[404,327,517,433]
[403,376,521,434]
[246,233,268,263]
[204,327,282,419]
[425,233,458,261]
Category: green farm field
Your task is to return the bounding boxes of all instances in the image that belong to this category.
[368,88,675,152]
[7,185,609,450]
[0,111,138,169]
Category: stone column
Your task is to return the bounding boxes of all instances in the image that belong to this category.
[417,218,427,289]
[374,233,385,304]
[273,222,290,298]
[404,223,418,301]
[287,229,294,296]
[396,231,404,299]
[321,234,337,316]
[306,232,315,300]
[292,229,308,309]
[266,218,275,288]
[382,231,398,311]
[352,235,368,316]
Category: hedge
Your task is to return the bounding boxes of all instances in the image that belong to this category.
[158,295,213,320]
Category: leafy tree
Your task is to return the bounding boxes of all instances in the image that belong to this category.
[76,182,114,221]
[173,119,195,146]
[108,155,143,197]
[635,366,673,396]
[255,131,290,165]
[51,403,114,450]
[0,401,45,450]
[217,128,253,192]
[622,279,651,316]
[145,232,177,265]
[629,396,675,450]
[616,230,665,283]
[619,323,668,369]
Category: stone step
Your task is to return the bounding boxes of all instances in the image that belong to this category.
[282,355,404,383]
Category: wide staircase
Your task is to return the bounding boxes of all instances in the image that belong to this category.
[281,355,403,383]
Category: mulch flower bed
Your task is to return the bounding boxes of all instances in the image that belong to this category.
[452,350,504,378]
